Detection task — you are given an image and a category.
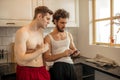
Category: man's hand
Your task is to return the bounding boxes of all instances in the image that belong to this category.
[63,49,74,57]
[70,50,80,57]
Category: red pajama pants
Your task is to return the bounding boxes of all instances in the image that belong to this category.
[16,65,50,80]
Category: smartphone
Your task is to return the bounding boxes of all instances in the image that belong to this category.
[70,50,80,56]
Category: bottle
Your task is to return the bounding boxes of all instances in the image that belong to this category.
[110,36,114,46]
[0,49,1,59]
[1,49,4,59]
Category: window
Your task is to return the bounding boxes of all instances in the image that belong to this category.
[91,0,120,46]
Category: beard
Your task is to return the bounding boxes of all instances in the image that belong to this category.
[56,25,64,32]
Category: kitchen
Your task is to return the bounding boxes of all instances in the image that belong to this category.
[0,0,120,80]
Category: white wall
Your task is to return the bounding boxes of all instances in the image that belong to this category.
[78,0,120,80]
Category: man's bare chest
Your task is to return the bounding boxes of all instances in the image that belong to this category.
[26,33,43,49]
[53,33,67,41]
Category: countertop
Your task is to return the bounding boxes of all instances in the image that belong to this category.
[0,56,120,79]
[73,56,120,79]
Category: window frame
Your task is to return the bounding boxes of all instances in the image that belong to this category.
[92,0,120,46]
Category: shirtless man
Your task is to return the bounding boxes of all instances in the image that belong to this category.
[14,6,53,80]
[43,9,80,80]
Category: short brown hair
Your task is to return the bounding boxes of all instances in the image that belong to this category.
[33,6,53,20]
[52,9,69,24]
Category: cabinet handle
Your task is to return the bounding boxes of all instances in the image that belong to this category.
[6,23,15,25]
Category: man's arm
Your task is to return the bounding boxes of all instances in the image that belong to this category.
[68,32,77,50]
[68,32,80,56]
[43,35,73,62]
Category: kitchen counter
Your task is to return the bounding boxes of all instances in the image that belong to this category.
[73,56,120,79]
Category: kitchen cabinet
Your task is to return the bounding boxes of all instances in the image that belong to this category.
[73,56,120,80]
[44,0,79,27]
[0,0,79,27]
[1,74,16,80]
[74,63,94,80]
[81,64,95,80]
[74,63,82,80]
[0,0,43,27]
[0,63,16,80]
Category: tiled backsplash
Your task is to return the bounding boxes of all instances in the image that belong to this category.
[0,27,19,50]
[0,27,78,62]
[0,27,19,63]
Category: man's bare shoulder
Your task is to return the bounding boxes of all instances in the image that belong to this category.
[44,33,52,43]
[16,26,28,33]
[66,32,72,37]
[44,34,50,41]
[16,26,29,38]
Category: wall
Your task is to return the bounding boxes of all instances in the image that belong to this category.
[78,0,120,80]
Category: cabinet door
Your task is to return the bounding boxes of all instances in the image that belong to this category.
[0,0,43,27]
[0,0,33,27]
[0,0,33,20]
[74,64,82,80]
[44,0,78,27]
[82,65,95,80]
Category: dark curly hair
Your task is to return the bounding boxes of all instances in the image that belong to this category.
[52,9,69,24]
[33,6,53,20]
